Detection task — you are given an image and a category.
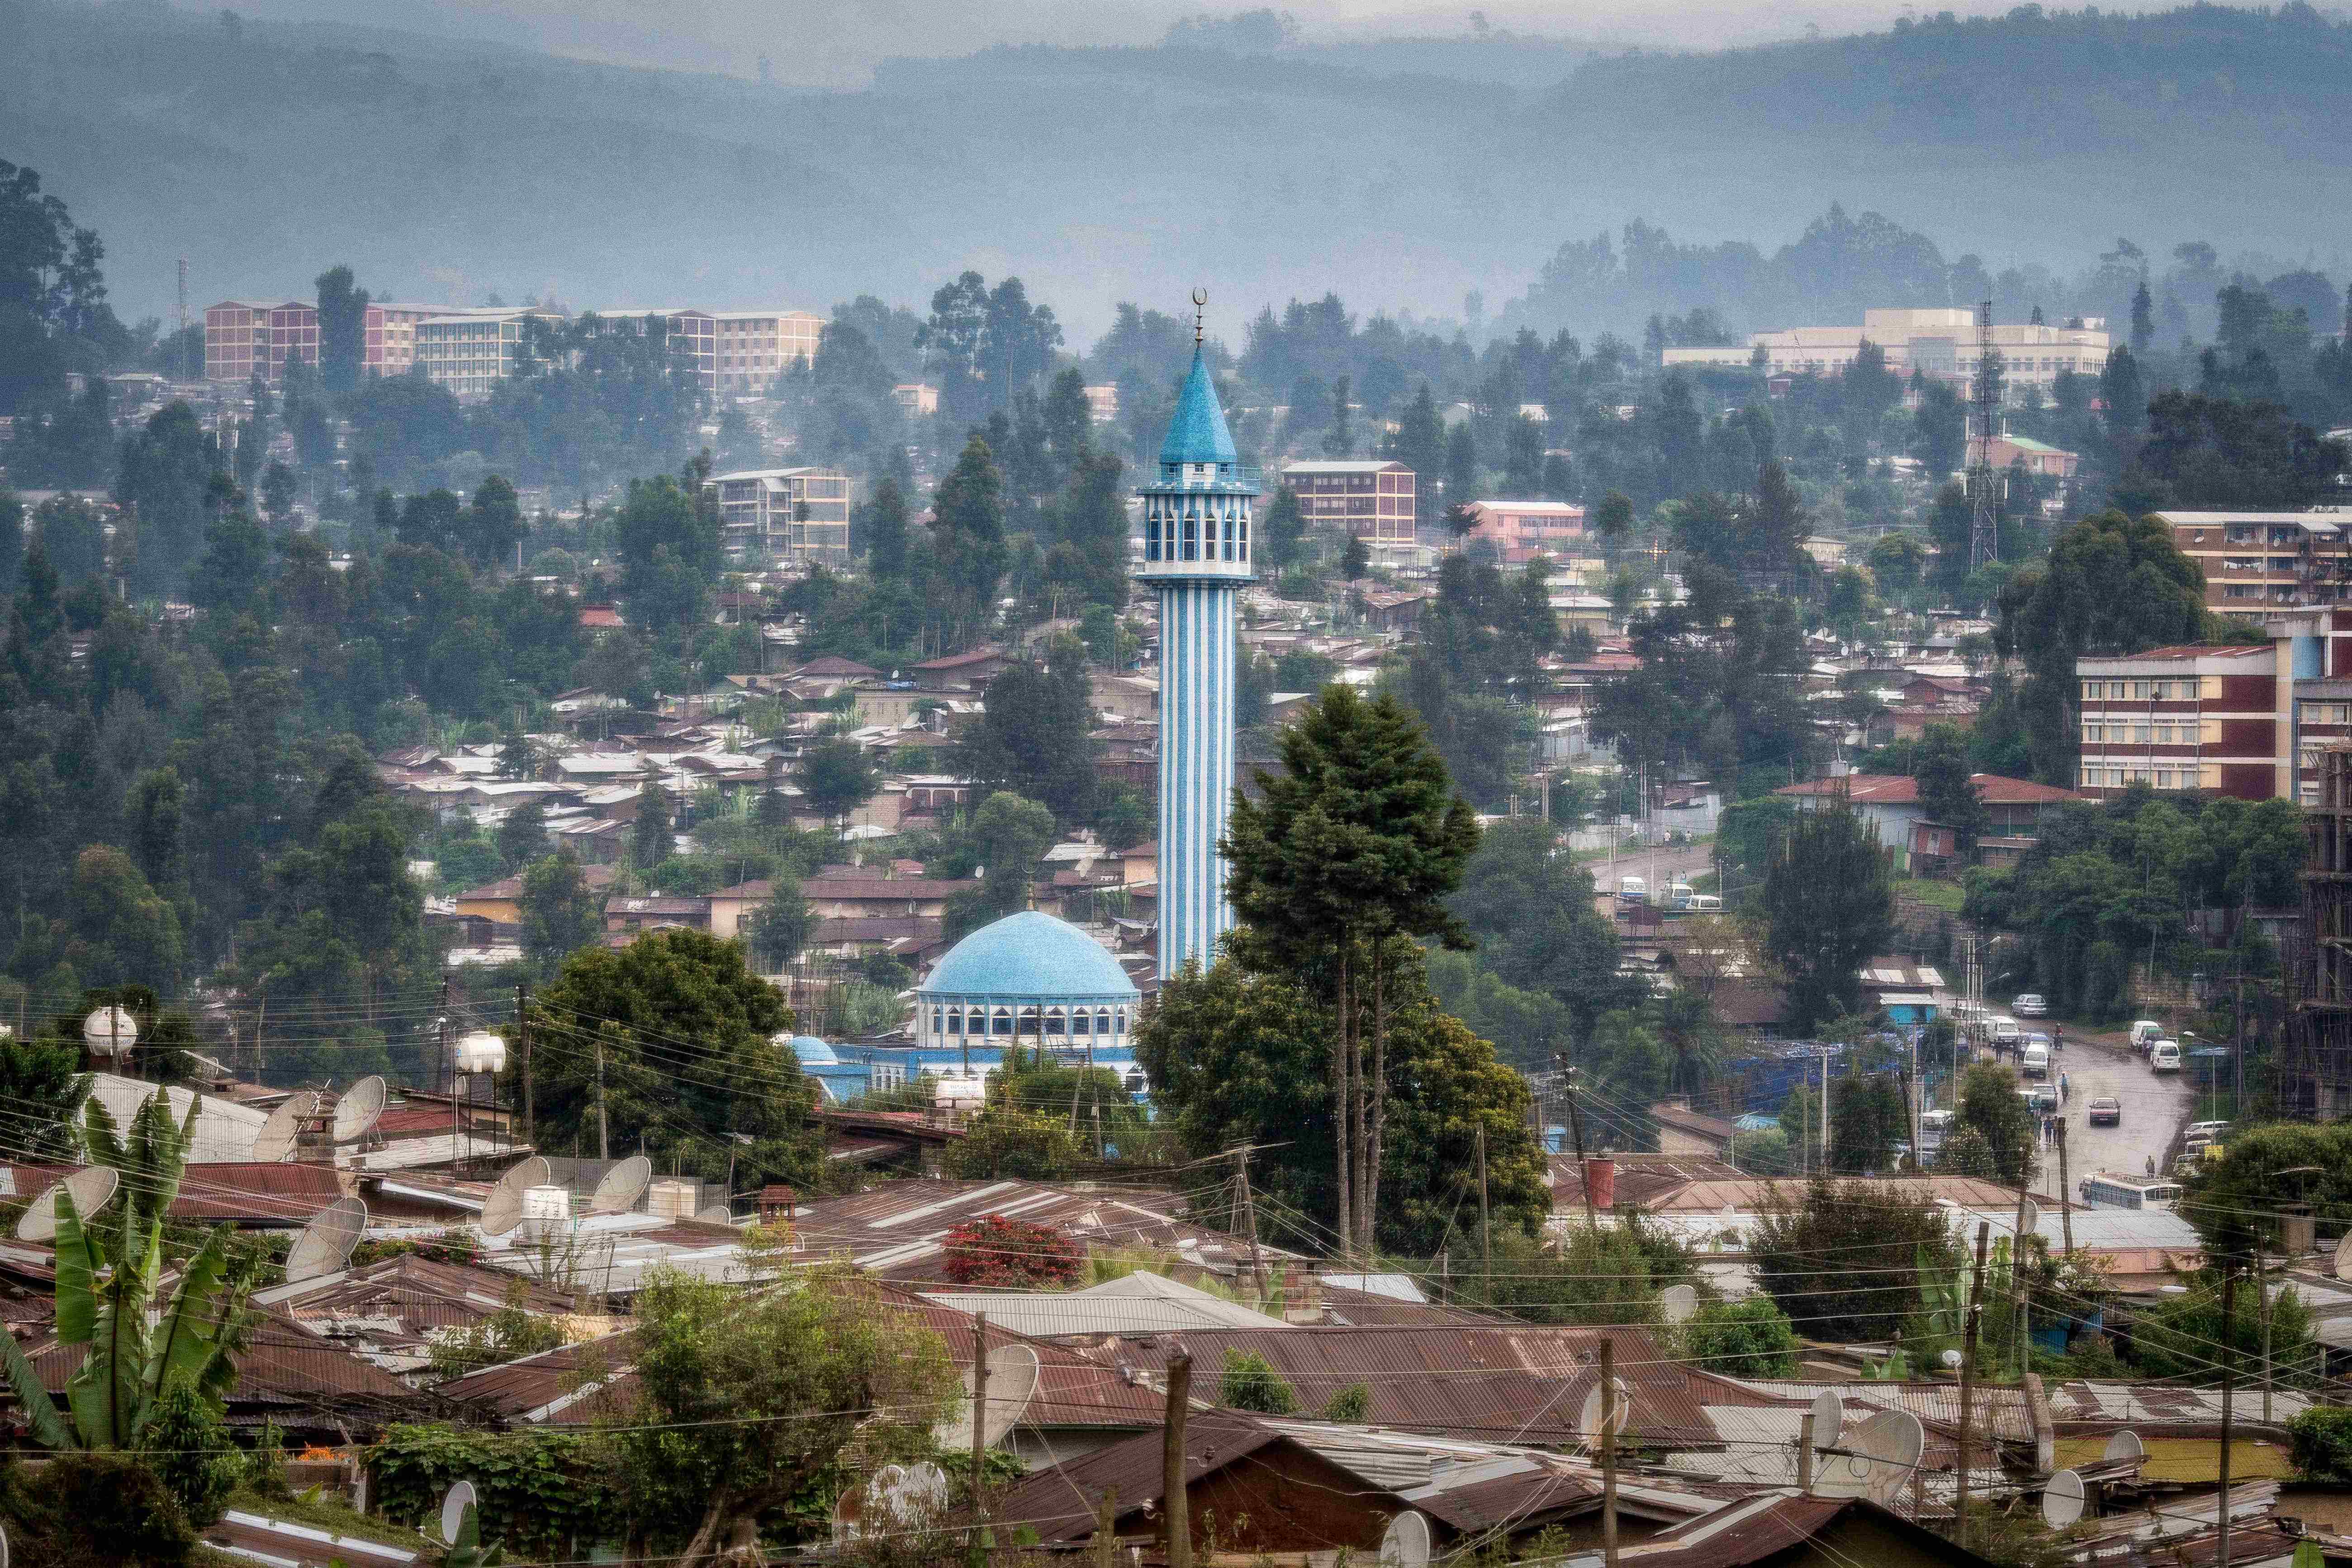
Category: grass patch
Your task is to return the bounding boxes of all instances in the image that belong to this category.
[221,1484,437,1555]
[1895,877,1965,913]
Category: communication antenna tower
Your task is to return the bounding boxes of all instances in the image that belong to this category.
[177,258,190,380]
[1969,299,2000,573]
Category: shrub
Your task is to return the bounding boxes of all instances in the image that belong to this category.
[147,1381,239,1527]
[1218,1350,1299,1414]
[1321,1382,1372,1423]
[1683,1296,1800,1376]
[939,1214,1081,1287]
[40,1451,196,1565]
[1750,1178,1959,1343]
[2290,1405,2352,1483]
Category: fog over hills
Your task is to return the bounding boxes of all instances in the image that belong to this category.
[5,0,2348,339]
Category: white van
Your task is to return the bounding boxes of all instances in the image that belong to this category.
[1619,876,1647,905]
[1683,892,1723,912]
[2130,1020,2162,1052]
[2020,1041,2051,1078]
[2150,1039,2182,1072]
[1992,1017,2022,1047]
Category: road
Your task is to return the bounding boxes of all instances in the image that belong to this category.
[1586,839,1720,914]
[2005,1022,2192,1199]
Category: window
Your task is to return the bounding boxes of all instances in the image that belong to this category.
[871,1062,906,1091]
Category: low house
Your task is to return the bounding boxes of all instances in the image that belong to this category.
[1776,773,2083,871]
[912,645,1011,692]
[1859,956,1946,1023]
[1650,1098,1738,1159]
[603,895,712,939]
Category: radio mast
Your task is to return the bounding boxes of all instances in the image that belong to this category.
[1968,298,2000,573]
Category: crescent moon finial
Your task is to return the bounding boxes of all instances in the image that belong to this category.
[1191,287,1207,345]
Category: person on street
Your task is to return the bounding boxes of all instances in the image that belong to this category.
[2146,1154,2157,1177]
[2054,1024,2064,1052]
[2058,1071,2069,1104]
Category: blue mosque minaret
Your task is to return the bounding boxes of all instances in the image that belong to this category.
[1139,293,1256,980]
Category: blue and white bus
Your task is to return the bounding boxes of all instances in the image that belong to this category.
[2079,1172,2183,1211]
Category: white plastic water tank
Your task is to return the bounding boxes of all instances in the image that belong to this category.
[649,1178,696,1221]
[82,1007,139,1059]
[521,1184,570,1222]
[933,1073,986,1110]
[455,1030,508,1073]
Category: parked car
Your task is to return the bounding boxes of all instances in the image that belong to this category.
[1992,1017,2022,1047]
[1920,1108,1954,1131]
[2020,1040,2052,1078]
[2014,994,2047,1017]
[2086,1097,2122,1126]
[2129,1020,2162,1053]
[2028,1084,2060,1114]
[2150,1039,2181,1072]
[2184,1119,2232,1142]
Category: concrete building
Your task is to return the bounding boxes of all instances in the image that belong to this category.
[1278,459,1415,556]
[2074,608,2352,803]
[416,308,559,398]
[712,310,822,396]
[1083,384,1120,423]
[2162,509,2352,616]
[1775,772,2083,869]
[1461,498,1587,564]
[892,384,939,417]
[204,300,315,382]
[1663,306,2110,398]
[704,468,853,564]
[913,910,1140,1055]
[1140,341,1256,977]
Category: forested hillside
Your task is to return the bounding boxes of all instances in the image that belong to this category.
[5,0,2349,335]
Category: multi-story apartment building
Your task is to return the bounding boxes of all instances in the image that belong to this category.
[705,468,853,564]
[204,300,318,382]
[1460,499,1587,564]
[1279,460,1416,555]
[893,384,940,417]
[2162,509,2352,616]
[1663,306,2110,398]
[2075,607,2352,803]
[416,308,563,398]
[713,311,822,396]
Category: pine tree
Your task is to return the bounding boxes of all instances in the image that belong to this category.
[1390,386,1446,526]
[630,783,669,869]
[1760,803,1893,1033]
[864,475,909,581]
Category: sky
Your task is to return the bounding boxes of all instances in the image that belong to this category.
[213,0,2080,86]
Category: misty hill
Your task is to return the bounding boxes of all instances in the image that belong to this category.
[5,0,2348,339]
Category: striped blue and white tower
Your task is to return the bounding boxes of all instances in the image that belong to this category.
[1140,317,1256,980]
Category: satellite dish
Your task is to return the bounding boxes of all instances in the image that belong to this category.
[2019,1198,2042,1236]
[590,1155,653,1215]
[251,1091,319,1163]
[15,1166,119,1242]
[1578,1375,1634,1440]
[1809,1389,1846,1448]
[831,1477,869,1545]
[694,1202,733,1224]
[875,1462,948,1530]
[2334,1231,2352,1281]
[1660,1284,1698,1325]
[2102,1430,2144,1464]
[284,1195,368,1284]
[1814,1408,1924,1504]
[479,1156,551,1238]
[439,1480,477,1546]
[1379,1510,1432,1568]
[332,1076,387,1144]
[2042,1468,2086,1528]
[81,1007,138,1060]
[936,1342,1043,1450]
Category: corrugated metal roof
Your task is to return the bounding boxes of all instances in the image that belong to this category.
[920,1272,1290,1336]
[202,1508,420,1568]
[29,1306,419,1414]
[2043,1379,2313,1431]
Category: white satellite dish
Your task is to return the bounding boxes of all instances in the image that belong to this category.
[439,1479,477,1546]
[1809,1388,1846,1447]
[1578,1375,1634,1440]
[890,1461,949,1524]
[694,1202,733,1224]
[251,1091,320,1163]
[1814,1408,1924,1505]
[15,1166,119,1242]
[1379,1510,1432,1568]
[332,1076,387,1145]
[936,1342,1043,1450]
[2102,1430,2144,1464]
[590,1155,653,1215]
[1660,1284,1698,1325]
[81,1007,138,1060]
[2019,1198,2042,1236]
[285,1195,368,1284]
[2042,1468,2086,1529]
[479,1155,551,1238]
[2334,1231,2352,1282]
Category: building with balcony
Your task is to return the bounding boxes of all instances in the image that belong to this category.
[204,300,315,382]
[1662,306,2110,399]
[1460,498,1587,564]
[705,468,853,564]
[1278,459,1415,556]
[2163,510,2352,616]
[712,310,822,396]
[416,309,562,398]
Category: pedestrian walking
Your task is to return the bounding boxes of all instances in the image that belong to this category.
[2054,1024,2065,1052]
[2145,1154,2156,1177]
[2059,1071,2069,1104]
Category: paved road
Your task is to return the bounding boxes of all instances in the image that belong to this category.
[1586,840,1720,914]
[2005,1021,2193,1198]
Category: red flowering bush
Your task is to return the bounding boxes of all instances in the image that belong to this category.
[939,1213,1082,1287]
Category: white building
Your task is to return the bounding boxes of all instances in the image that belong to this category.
[1664,306,2110,397]
[705,468,853,564]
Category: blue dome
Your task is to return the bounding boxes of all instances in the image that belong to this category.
[788,1035,839,1065]
[1158,346,1239,468]
[919,912,1140,1001]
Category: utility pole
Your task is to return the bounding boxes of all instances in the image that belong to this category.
[176,257,189,380]
[971,1313,991,1550]
[1955,1221,1990,1551]
[1820,1046,1832,1174]
[1162,1353,1193,1568]
[2012,1170,2036,1380]
[1475,1122,1492,1293]
[2219,1270,2237,1568]
[596,1028,610,1161]
[1233,1146,1269,1305]
[516,981,533,1149]
[2259,1246,2273,1425]
[2056,1118,2074,1258]
[438,976,454,1168]
[1557,1056,1598,1232]
[1599,1338,1621,1568]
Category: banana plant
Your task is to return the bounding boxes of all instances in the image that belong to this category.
[0,1090,258,1452]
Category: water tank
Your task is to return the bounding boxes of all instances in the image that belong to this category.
[82,1007,139,1059]
[521,1184,571,1222]
[934,1073,986,1110]
[649,1178,697,1221]
[455,1030,508,1073]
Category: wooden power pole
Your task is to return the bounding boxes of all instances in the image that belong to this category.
[1163,1354,1193,1568]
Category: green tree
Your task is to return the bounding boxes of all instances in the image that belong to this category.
[1462,1218,1688,1326]
[1749,1179,1959,1344]
[796,737,880,828]
[1219,1350,1299,1414]
[1390,387,1446,526]
[1683,1296,1801,1376]
[527,929,821,1185]
[314,264,370,395]
[36,494,106,585]
[1914,723,1987,851]
[939,791,1056,940]
[953,641,1098,824]
[927,433,1008,646]
[2179,1121,2352,1265]
[864,474,910,581]
[498,800,549,870]
[629,783,670,870]
[1223,686,1481,1258]
[115,402,220,600]
[0,488,22,599]
[1867,531,1926,600]
[520,853,605,977]
[616,1263,955,1561]
[465,474,526,567]
[614,469,721,638]
[746,878,813,974]
[1259,484,1307,573]
[941,1099,1082,1180]
[64,844,185,992]
[1760,804,1892,1033]
[1956,1062,2036,1186]
[0,1037,90,1158]
[2132,1269,2315,1384]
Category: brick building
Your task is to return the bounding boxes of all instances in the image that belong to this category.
[2162,509,2352,616]
[1279,459,1416,556]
